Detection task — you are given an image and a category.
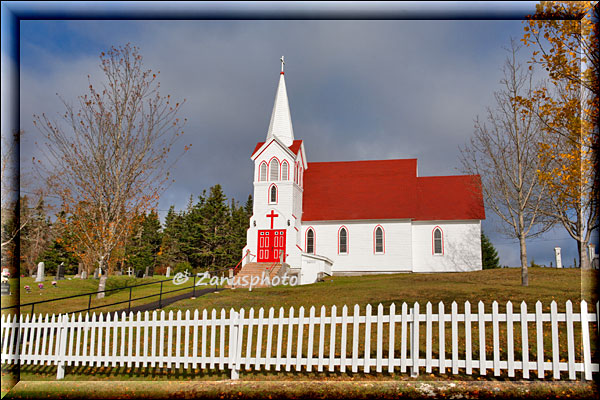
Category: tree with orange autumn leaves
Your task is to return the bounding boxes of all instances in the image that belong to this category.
[33,44,189,282]
[520,1,598,269]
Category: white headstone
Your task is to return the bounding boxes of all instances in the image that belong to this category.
[588,244,596,262]
[127,267,133,277]
[97,276,107,299]
[166,267,171,278]
[554,247,562,269]
[35,262,45,282]
[81,270,87,279]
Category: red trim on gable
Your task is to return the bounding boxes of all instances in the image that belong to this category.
[296,244,303,251]
[294,226,299,231]
[432,226,444,255]
[373,225,385,254]
[251,140,304,158]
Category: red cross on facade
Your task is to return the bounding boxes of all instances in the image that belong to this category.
[266,210,279,229]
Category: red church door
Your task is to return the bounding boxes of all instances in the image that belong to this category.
[258,230,286,262]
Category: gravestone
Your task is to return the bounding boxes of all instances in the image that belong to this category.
[555,247,562,269]
[127,267,134,277]
[136,269,144,278]
[145,266,154,278]
[81,270,88,279]
[35,262,45,282]
[55,262,65,280]
[1,281,10,296]
[97,276,107,299]
[166,267,171,277]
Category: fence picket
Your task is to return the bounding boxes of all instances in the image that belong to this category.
[245,308,254,370]
[364,304,372,373]
[265,307,274,370]
[400,302,408,373]
[306,307,315,372]
[285,307,294,372]
[143,311,149,368]
[219,309,226,370]
[425,302,432,373]
[296,306,305,371]
[492,301,500,376]
[550,301,559,379]
[276,307,284,371]
[340,305,348,373]
[182,310,189,369]
[452,301,458,375]
[465,301,472,375]
[388,303,395,373]
[478,301,486,376]
[438,302,445,373]
[535,301,544,379]
[318,305,326,372]
[376,304,383,373]
[2,300,599,381]
[506,302,514,377]
[352,304,359,373]
[581,300,592,380]
[521,301,529,379]
[330,305,337,372]
[255,308,265,370]
[192,309,199,369]
[565,300,575,380]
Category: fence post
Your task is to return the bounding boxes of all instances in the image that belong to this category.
[192,274,196,298]
[230,310,240,380]
[158,281,163,309]
[87,294,92,315]
[56,314,68,379]
[128,287,133,313]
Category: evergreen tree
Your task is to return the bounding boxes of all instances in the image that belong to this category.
[126,211,162,275]
[158,205,185,270]
[200,185,230,270]
[481,232,500,269]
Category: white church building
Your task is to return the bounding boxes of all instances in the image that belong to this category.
[241,60,486,285]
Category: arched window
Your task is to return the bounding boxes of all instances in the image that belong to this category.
[281,161,289,180]
[269,184,278,204]
[433,227,443,255]
[339,227,348,254]
[306,228,315,254]
[270,159,279,181]
[259,162,267,182]
[374,226,384,254]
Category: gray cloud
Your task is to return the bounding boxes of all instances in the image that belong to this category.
[19,19,592,268]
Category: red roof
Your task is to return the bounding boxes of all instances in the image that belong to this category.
[251,139,303,158]
[302,159,485,222]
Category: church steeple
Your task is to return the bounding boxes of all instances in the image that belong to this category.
[266,56,294,147]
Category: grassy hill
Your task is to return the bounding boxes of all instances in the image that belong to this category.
[165,268,598,314]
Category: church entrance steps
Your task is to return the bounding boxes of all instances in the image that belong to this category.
[228,262,283,288]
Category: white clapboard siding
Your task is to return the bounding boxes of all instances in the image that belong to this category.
[1,300,598,381]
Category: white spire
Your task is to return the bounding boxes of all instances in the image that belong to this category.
[266,57,294,146]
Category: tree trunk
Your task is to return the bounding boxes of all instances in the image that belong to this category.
[519,234,528,286]
[580,240,590,270]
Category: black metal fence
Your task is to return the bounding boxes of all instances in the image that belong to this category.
[1,271,227,317]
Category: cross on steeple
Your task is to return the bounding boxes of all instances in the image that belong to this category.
[280,56,285,73]
[266,210,279,229]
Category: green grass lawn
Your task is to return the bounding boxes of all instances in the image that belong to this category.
[2,268,598,390]
[164,268,598,314]
[1,274,203,317]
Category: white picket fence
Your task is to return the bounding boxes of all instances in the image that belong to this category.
[1,300,598,380]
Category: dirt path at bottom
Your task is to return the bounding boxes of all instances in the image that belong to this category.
[4,380,598,399]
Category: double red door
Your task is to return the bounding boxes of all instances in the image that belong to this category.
[258,230,286,262]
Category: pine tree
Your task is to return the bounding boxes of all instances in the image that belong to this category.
[126,211,162,275]
[481,232,500,269]
[158,206,184,271]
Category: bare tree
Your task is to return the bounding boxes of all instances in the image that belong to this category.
[33,44,187,287]
[459,41,552,286]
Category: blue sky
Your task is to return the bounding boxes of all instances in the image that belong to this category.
[13,8,598,268]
